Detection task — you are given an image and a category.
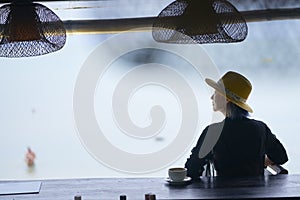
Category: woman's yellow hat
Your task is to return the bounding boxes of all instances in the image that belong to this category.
[205,71,253,113]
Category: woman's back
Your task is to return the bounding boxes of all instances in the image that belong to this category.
[212,118,287,177]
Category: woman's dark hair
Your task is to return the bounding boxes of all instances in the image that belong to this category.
[226,102,249,119]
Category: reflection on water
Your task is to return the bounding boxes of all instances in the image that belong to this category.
[27,165,36,175]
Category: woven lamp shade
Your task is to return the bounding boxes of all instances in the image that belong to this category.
[0,1,66,57]
[152,0,248,44]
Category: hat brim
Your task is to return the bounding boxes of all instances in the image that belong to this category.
[205,78,253,113]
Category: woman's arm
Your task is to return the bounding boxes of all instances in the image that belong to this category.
[185,127,209,180]
[265,125,288,165]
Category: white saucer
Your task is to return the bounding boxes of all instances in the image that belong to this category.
[165,176,192,185]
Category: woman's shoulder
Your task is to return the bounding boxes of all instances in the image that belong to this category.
[206,117,269,129]
[206,120,226,130]
[248,118,266,124]
[244,118,271,129]
[224,117,269,127]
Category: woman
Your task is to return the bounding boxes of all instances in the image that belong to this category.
[185,71,288,179]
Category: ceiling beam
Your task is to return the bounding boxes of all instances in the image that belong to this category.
[64,8,300,34]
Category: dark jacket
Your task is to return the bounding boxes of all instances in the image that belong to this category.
[185,117,288,179]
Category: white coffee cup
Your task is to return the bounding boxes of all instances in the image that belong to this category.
[168,167,187,182]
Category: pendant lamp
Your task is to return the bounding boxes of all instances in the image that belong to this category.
[0,0,66,57]
[152,0,248,44]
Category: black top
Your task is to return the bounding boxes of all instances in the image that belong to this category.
[185,117,288,179]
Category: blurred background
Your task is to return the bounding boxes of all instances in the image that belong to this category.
[0,0,299,180]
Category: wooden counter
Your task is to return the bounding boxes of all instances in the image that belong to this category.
[1,174,300,199]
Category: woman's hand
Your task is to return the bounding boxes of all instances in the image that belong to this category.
[264,155,274,167]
